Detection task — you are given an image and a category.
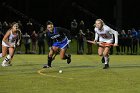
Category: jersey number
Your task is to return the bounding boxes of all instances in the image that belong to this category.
[100,34,108,38]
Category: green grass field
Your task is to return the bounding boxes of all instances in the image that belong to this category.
[0,54,140,93]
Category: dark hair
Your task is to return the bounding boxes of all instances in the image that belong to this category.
[46,20,53,25]
[9,22,18,28]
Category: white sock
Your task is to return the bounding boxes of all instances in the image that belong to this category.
[2,55,11,64]
[0,53,2,58]
[104,56,109,64]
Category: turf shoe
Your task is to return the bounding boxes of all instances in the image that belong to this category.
[67,54,71,64]
[1,63,9,67]
[103,64,109,69]
[43,64,51,68]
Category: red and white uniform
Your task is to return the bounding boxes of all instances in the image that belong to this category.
[94,25,118,44]
[2,31,18,47]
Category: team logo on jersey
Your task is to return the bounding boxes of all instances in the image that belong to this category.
[51,34,60,39]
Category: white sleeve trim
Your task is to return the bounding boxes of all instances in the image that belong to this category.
[94,32,99,41]
[110,29,118,44]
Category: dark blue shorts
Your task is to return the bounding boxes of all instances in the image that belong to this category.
[52,38,69,49]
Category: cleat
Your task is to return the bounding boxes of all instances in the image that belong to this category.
[67,54,71,64]
[101,57,105,63]
[43,64,51,68]
[103,64,109,69]
[1,63,9,67]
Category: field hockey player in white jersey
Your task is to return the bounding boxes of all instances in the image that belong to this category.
[93,19,118,69]
[0,22,21,67]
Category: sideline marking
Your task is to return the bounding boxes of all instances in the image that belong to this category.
[37,68,74,80]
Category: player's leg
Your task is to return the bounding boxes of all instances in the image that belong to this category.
[2,47,14,67]
[1,46,8,66]
[98,46,105,63]
[43,46,58,68]
[103,47,110,69]
[0,45,8,57]
[8,47,15,65]
[8,47,16,66]
[59,48,71,64]
[60,39,71,64]
[8,55,14,66]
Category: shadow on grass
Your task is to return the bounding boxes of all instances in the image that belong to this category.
[60,65,97,69]
[16,63,42,66]
[111,65,140,68]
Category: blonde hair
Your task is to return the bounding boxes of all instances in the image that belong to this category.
[93,19,105,27]
[96,19,105,25]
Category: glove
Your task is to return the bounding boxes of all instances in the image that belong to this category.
[16,41,20,46]
[67,40,71,43]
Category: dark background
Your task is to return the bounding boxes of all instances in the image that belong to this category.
[0,0,140,31]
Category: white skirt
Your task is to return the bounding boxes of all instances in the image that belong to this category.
[2,41,15,48]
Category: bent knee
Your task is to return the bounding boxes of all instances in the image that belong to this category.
[103,53,108,56]
[48,52,54,57]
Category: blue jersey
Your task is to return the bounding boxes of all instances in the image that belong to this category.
[47,27,71,48]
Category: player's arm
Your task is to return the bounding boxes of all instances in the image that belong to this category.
[93,32,99,44]
[110,29,118,46]
[2,31,11,46]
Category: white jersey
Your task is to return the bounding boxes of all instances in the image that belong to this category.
[2,31,18,47]
[94,25,118,44]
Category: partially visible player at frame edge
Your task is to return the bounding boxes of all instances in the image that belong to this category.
[0,22,21,67]
[43,21,71,68]
[93,19,118,69]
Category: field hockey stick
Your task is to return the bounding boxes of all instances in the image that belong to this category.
[86,40,101,45]
[86,40,95,44]
[52,50,60,61]
[87,40,115,46]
